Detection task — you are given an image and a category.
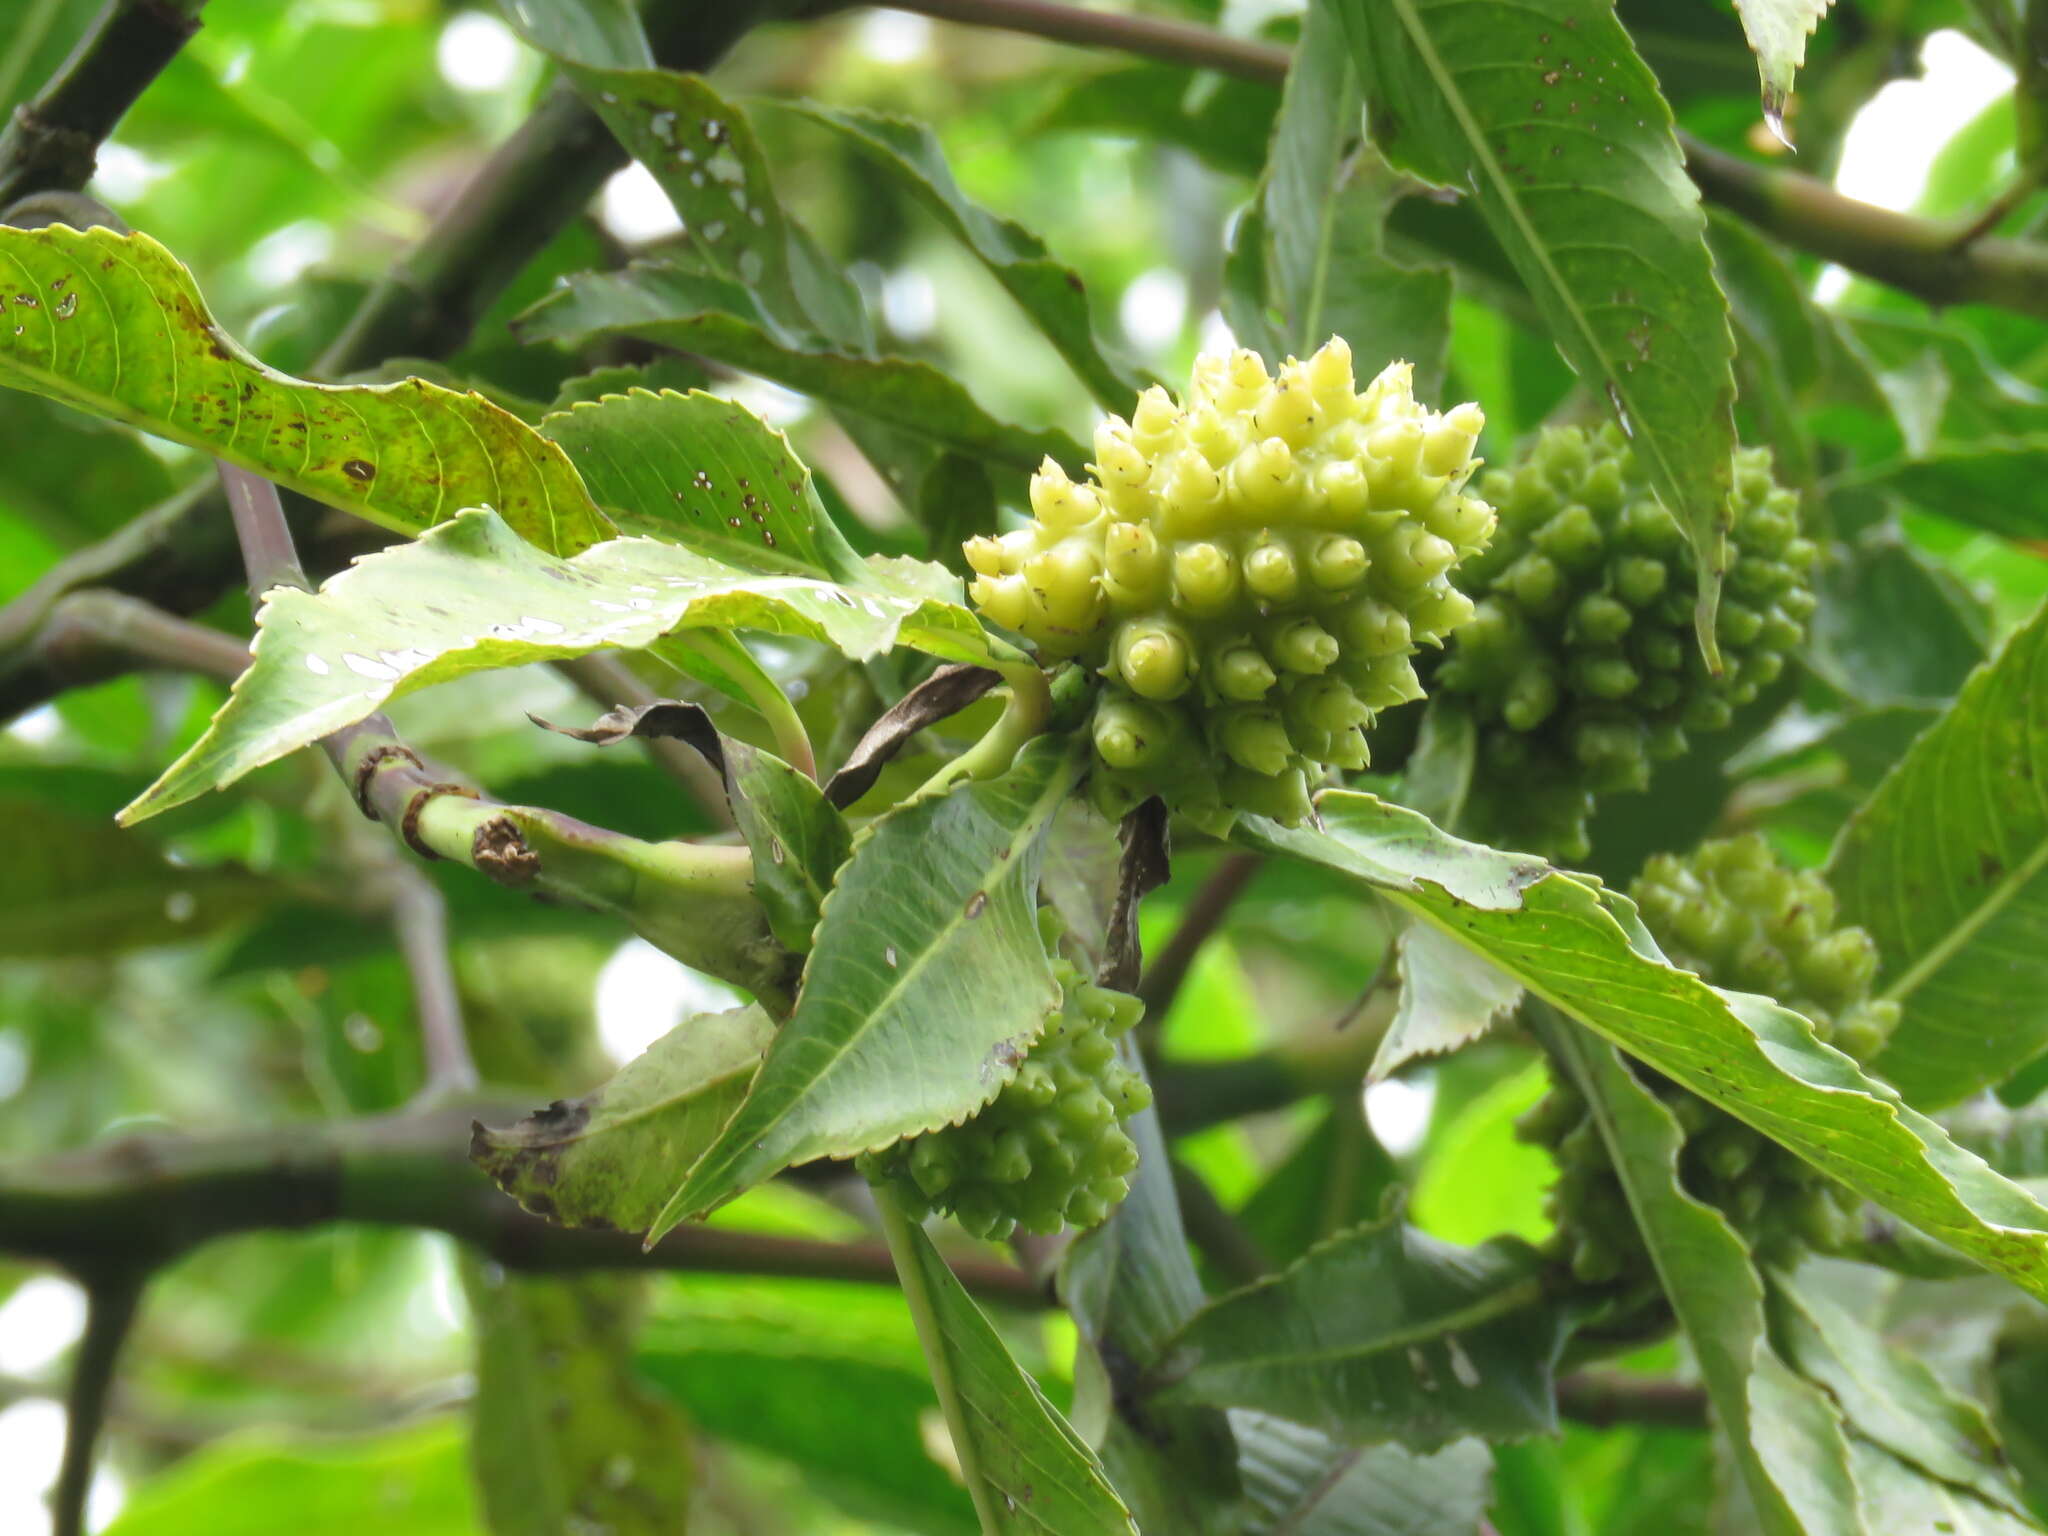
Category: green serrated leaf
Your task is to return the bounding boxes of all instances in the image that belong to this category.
[723,738,853,952]
[1063,1044,1245,1536]
[463,1267,690,1536]
[651,737,1083,1233]
[1327,0,1737,658]
[561,66,857,340]
[0,226,610,553]
[1847,1437,2044,1536]
[101,1421,476,1536]
[1372,920,1523,1081]
[1767,1266,2026,1515]
[472,1006,773,1232]
[539,388,871,580]
[1240,792,2048,1306]
[878,1187,1139,1536]
[1257,2,1453,394]
[1731,0,1834,134]
[1538,1015,1863,1536]
[1846,440,2048,543]
[1828,600,2048,1107]
[514,262,1086,473]
[771,103,1148,410]
[489,0,651,69]
[1152,1216,1567,1450]
[1232,1411,1493,1536]
[122,509,997,824]
[1238,1097,1399,1268]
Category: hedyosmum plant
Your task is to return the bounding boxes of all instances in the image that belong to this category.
[1519,834,1901,1286]
[859,908,1150,1240]
[1436,425,1818,859]
[966,338,1494,825]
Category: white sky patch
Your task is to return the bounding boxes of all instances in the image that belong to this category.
[1120,267,1189,353]
[724,374,812,428]
[0,1398,65,1536]
[243,220,333,290]
[601,162,684,245]
[0,1032,27,1103]
[437,10,524,94]
[1197,308,1237,358]
[882,266,938,341]
[1364,1075,1436,1156]
[855,11,932,66]
[88,141,167,205]
[595,938,745,1063]
[1818,29,2014,303]
[0,1277,86,1376]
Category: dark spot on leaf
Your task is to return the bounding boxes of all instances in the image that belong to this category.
[343,459,377,482]
[965,891,988,919]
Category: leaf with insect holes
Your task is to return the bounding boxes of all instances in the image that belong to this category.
[1240,792,2048,1307]
[539,388,872,580]
[649,737,1084,1235]
[120,509,1006,825]
[1325,0,1738,661]
[0,225,609,553]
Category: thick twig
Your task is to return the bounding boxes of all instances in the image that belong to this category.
[29,589,248,687]
[388,868,479,1098]
[1168,1157,1270,1285]
[50,1272,142,1536]
[1682,133,2048,318]
[1136,851,1262,1028]
[876,0,2048,322]
[1554,1369,1709,1430]
[0,1104,1044,1305]
[217,462,309,603]
[875,0,1283,82]
[0,0,205,207]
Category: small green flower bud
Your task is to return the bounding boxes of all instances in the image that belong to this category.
[964,535,1007,578]
[1210,642,1278,701]
[1231,437,1298,514]
[1094,696,1172,768]
[1254,370,1317,444]
[1569,593,1633,645]
[1502,666,1559,731]
[1306,335,1355,402]
[1030,459,1102,531]
[970,573,1029,632]
[1308,535,1368,590]
[1114,620,1193,700]
[1172,540,1239,613]
[1334,596,1412,657]
[1217,708,1294,776]
[1244,540,1303,602]
[1131,385,1178,450]
[1270,617,1339,674]
[1571,653,1640,700]
[1612,555,1668,606]
[1315,458,1370,519]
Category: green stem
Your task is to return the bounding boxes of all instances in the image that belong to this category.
[872,1179,1008,1536]
[911,660,1052,798]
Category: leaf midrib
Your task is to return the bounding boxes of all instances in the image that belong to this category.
[1880,831,2048,1006]
[1181,1274,1544,1377]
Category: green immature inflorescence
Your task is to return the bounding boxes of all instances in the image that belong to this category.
[964,338,1495,825]
[1518,835,1900,1286]
[860,909,1151,1241]
[1436,424,1818,861]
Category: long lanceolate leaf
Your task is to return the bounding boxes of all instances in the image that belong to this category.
[774,104,1149,410]
[120,508,1003,825]
[1239,793,2048,1303]
[877,1187,1138,1536]
[1829,600,2048,1107]
[1151,1219,1567,1451]
[1327,0,1739,657]
[650,737,1085,1237]
[0,225,610,553]
[1537,1016,1863,1536]
[516,264,1087,473]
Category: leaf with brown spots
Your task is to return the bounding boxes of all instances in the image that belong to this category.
[0,225,610,553]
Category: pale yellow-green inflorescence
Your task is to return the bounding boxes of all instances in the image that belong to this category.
[964,339,1495,824]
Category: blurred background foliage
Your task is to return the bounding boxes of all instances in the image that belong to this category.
[4,0,2048,1531]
